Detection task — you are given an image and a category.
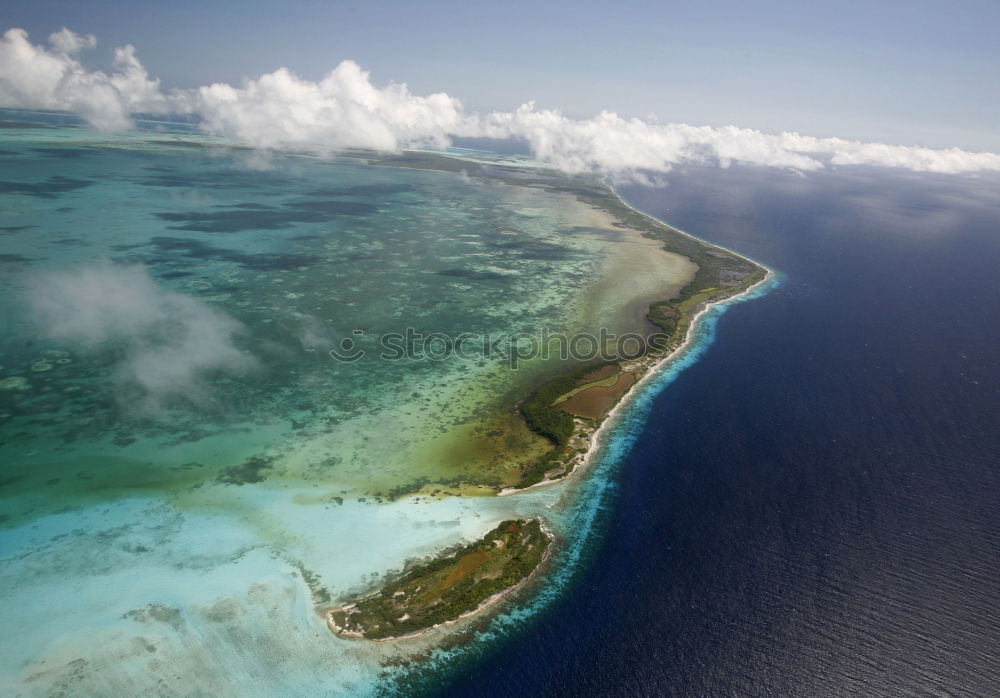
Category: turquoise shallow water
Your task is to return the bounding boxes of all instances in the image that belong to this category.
[0,111,762,695]
[393,273,782,691]
[1,113,691,503]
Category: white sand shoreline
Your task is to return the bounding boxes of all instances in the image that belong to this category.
[498,181,776,498]
[326,166,776,642]
[571,183,778,485]
[576,266,775,481]
[500,261,776,498]
[325,519,556,642]
[393,263,775,642]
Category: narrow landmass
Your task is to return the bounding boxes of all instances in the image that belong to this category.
[366,151,767,490]
[510,184,768,488]
[323,151,770,640]
[326,519,550,640]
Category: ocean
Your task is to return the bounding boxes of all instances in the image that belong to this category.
[437,165,1000,696]
[0,111,717,695]
[2,111,998,695]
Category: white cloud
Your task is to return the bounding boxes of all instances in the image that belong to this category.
[1,26,999,177]
[48,27,96,55]
[194,61,463,151]
[467,103,1000,178]
[27,263,258,414]
[0,27,170,130]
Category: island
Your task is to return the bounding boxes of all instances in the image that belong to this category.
[512,187,768,488]
[367,149,768,491]
[322,151,770,640]
[0,115,779,690]
[326,519,551,640]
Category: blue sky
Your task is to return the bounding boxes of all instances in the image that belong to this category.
[5,0,999,151]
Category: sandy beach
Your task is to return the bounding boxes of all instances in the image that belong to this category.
[325,519,556,642]
[500,262,775,499]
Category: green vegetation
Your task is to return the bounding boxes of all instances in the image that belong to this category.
[577,189,767,346]
[521,360,616,447]
[329,519,550,640]
[509,197,766,487]
[521,374,578,447]
[514,361,619,487]
[514,444,567,489]
[551,369,622,404]
[506,174,765,488]
[361,151,768,491]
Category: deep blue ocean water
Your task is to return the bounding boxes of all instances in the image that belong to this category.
[437,165,1000,696]
[3,114,998,695]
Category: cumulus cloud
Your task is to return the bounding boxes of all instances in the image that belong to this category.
[0,27,171,130]
[467,103,1000,178]
[195,61,462,151]
[1,26,999,177]
[28,263,258,414]
[48,27,96,55]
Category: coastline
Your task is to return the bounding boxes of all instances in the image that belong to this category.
[498,263,775,498]
[498,173,777,496]
[574,182,776,484]
[338,262,775,641]
[578,265,774,479]
[0,121,787,693]
[325,519,556,642]
[319,152,776,642]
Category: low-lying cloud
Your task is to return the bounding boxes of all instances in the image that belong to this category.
[0,28,170,131]
[469,104,1000,178]
[2,27,999,179]
[28,263,258,414]
[195,61,462,151]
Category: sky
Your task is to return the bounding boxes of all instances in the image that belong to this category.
[5,0,998,152]
[2,0,999,177]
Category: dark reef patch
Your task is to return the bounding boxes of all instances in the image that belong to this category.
[49,237,87,247]
[0,176,94,199]
[30,147,91,159]
[143,139,216,150]
[215,202,276,210]
[0,120,51,129]
[156,209,315,233]
[138,170,292,190]
[155,199,376,233]
[146,237,236,258]
[287,199,378,215]
[296,564,332,604]
[216,456,275,485]
[437,268,510,281]
[490,238,576,260]
[146,236,319,271]
[123,603,184,629]
[305,183,415,197]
